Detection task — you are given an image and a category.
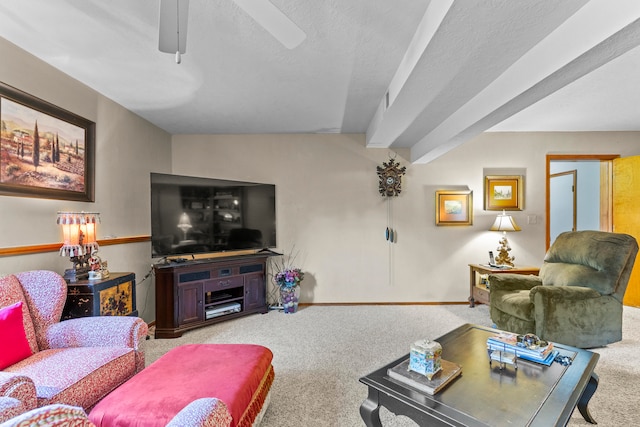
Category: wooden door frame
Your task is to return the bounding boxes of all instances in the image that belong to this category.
[545,154,619,250]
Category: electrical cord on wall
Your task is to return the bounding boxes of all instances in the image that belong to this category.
[137,265,155,340]
[267,256,283,311]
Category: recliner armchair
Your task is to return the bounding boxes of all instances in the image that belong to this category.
[489,230,638,348]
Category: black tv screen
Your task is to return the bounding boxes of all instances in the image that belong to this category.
[150,173,276,258]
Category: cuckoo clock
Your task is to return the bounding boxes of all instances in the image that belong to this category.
[377,158,406,197]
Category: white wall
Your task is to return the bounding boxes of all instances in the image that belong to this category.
[172,132,640,304]
[0,37,172,323]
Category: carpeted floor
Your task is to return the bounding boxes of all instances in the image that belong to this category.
[145,304,640,426]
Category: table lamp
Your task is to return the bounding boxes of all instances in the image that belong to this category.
[489,210,521,267]
[177,212,192,241]
[57,212,100,281]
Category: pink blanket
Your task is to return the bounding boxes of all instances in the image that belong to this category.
[89,344,273,427]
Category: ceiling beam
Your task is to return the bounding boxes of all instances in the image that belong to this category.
[410,3,640,164]
[366,0,640,164]
[365,0,454,148]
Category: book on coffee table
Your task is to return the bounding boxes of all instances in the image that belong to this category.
[387,358,462,395]
[486,333,557,366]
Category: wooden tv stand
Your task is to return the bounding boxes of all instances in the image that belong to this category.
[153,254,269,338]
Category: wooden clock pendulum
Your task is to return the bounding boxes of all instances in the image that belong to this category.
[376,156,406,285]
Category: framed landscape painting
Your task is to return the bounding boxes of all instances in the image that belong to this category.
[435,190,473,226]
[484,175,523,211]
[0,82,95,201]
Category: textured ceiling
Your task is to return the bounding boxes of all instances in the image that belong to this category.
[1,0,640,164]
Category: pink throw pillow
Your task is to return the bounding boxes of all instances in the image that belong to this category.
[0,301,33,369]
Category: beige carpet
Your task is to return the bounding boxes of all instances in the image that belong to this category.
[145,304,640,426]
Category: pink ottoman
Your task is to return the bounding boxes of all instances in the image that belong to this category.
[89,344,274,427]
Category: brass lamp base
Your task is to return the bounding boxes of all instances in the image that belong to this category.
[64,266,90,282]
[495,235,515,267]
[63,253,92,282]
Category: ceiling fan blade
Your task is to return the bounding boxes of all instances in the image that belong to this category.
[232,0,306,49]
[159,0,189,54]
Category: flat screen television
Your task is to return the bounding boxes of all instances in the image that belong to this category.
[150,173,276,258]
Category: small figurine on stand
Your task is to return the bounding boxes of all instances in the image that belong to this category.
[488,349,518,370]
[100,260,110,279]
[88,249,102,280]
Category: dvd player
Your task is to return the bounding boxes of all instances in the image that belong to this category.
[205,302,241,319]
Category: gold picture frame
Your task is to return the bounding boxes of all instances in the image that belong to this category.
[484,175,523,211]
[436,190,473,226]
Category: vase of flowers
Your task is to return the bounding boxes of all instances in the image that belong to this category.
[274,268,304,314]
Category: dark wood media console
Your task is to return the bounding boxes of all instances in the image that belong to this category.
[153,254,269,338]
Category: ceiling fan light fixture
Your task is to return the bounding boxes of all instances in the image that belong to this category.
[158,0,305,62]
[159,0,189,55]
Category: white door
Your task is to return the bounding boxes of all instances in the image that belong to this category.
[549,170,576,245]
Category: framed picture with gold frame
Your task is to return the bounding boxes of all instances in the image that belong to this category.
[436,190,473,226]
[484,175,523,211]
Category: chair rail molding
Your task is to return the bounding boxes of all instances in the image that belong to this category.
[0,235,151,257]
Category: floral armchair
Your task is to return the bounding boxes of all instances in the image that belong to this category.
[0,271,148,422]
[0,398,232,427]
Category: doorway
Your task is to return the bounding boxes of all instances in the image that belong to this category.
[546,153,640,307]
[545,154,618,249]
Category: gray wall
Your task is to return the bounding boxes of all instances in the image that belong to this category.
[2,36,640,319]
[171,133,640,303]
[0,37,172,323]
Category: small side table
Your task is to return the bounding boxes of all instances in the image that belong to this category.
[62,272,137,319]
[468,264,539,307]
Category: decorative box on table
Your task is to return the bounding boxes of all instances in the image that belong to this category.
[62,272,137,320]
[409,339,442,380]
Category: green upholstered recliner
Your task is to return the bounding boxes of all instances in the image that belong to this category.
[489,230,638,348]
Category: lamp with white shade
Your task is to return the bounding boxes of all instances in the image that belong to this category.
[177,212,192,241]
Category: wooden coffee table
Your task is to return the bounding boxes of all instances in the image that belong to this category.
[359,324,599,426]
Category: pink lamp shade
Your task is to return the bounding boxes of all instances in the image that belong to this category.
[57,212,100,257]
